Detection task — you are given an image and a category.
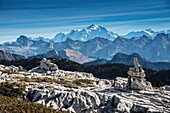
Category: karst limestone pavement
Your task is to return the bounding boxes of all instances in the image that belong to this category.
[0,58,170,113]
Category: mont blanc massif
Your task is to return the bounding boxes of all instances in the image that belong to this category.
[0,24,170,113]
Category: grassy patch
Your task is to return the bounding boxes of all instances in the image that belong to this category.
[0,70,19,74]
[19,77,59,83]
[0,82,26,98]
[45,85,55,89]
[13,76,95,88]
[72,79,94,87]
[0,95,65,113]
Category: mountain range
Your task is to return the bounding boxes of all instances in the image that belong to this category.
[84,53,170,71]
[30,49,95,64]
[123,28,170,39]
[28,24,170,42]
[0,24,170,64]
[52,24,119,42]
[1,48,169,71]
[0,50,25,61]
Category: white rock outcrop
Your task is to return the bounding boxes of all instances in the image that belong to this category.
[26,85,170,113]
[29,58,94,79]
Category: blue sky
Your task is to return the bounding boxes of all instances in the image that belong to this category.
[0,0,170,43]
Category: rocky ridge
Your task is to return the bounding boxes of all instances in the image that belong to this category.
[0,50,25,61]
[0,58,169,113]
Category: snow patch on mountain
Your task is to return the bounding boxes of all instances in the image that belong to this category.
[29,37,51,42]
[124,29,159,39]
[53,24,119,42]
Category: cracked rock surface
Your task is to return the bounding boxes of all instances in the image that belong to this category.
[0,59,170,113]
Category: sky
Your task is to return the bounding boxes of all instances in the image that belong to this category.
[0,0,170,43]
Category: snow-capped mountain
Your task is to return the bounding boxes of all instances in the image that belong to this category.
[0,25,170,63]
[29,37,51,42]
[124,29,159,39]
[1,33,170,63]
[53,24,119,42]
[159,29,170,35]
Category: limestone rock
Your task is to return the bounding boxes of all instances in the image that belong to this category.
[30,58,58,73]
[0,65,19,73]
[0,58,170,113]
[126,57,153,91]
[29,58,95,79]
[114,77,128,91]
[25,85,170,113]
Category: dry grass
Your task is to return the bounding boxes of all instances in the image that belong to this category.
[60,77,76,81]
[0,82,26,98]
[37,86,45,89]
[58,78,95,88]
[0,82,65,112]
[19,77,59,83]
[0,70,19,74]
[13,76,95,88]
[45,85,55,89]
[0,95,65,113]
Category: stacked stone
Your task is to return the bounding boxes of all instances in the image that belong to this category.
[40,58,58,71]
[30,58,58,73]
[126,58,152,91]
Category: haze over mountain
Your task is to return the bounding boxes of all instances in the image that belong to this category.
[1,0,170,112]
[84,53,170,71]
[0,25,170,64]
[0,50,25,61]
[124,29,170,39]
[30,49,95,64]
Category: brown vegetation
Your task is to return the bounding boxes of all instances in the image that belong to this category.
[0,95,65,113]
[13,76,95,88]
[0,70,19,74]
[0,82,26,98]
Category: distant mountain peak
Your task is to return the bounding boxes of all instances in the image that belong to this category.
[124,29,158,39]
[86,24,100,30]
[130,53,141,58]
[53,24,118,42]
[28,36,51,42]
[145,28,154,33]
[18,35,28,40]
[16,35,29,43]
[65,38,74,42]
[111,53,145,62]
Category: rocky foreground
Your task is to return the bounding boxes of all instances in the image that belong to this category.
[0,58,170,113]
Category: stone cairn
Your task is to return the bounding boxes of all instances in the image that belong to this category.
[30,58,58,73]
[126,57,153,90]
[40,58,58,71]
